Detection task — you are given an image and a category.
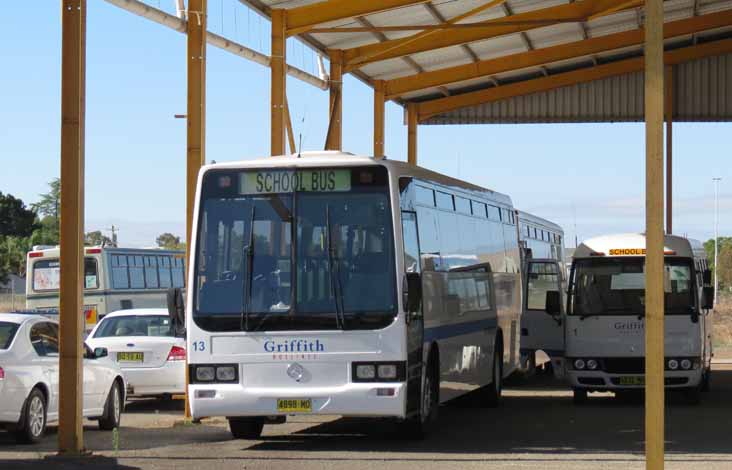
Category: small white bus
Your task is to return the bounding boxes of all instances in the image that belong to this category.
[176,151,527,439]
[548,233,714,403]
[26,246,185,329]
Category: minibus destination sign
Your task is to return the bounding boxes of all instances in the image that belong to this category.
[239,169,351,194]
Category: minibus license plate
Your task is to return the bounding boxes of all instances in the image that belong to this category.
[618,376,644,386]
[277,399,312,413]
[117,352,144,362]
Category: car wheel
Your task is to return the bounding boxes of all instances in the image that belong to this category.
[15,388,47,444]
[228,417,264,439]
[99,381,123,430]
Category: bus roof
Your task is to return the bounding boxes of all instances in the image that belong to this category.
[574,233,703,259]
[201,151,514,207]
[516,210,563,233]
[26,246,184,258]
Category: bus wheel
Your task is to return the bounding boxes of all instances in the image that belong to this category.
[228,417,264,439]
[683,386,702,405]
[701,369,711,392]
[401,356,439,439]
[484,344,503,408]
[572,388,588,404]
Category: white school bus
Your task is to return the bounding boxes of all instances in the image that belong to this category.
[552,233,714,403]
[26,246,185,329]
[178,151,525,439]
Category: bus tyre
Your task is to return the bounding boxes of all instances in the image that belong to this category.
[229,417,264,439]
[402,357,439,439]
[99,381,123,430]
[701,369,711,392]
[485,345,503,408]
[572,388,588,404]
[15,388,47,444]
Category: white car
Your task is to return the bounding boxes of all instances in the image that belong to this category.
[0,313,125,444]
[86,309,186,398]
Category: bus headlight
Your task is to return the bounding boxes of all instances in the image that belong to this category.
[680,359,692,370]
[586,359,599,371]
[355,365,376,380]
[377,364,398,380]
[573,359,586,370]
[667,359,679,370]
[195,366,215,382]
[216,366,237,381]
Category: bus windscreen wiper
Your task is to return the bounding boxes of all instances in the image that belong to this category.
[326,205,345,329]
[240,206,256,331]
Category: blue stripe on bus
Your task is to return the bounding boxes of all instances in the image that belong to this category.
[424,317,498,342]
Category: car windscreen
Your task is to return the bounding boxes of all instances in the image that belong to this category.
[94,315,174,338]
[0,322,20,349]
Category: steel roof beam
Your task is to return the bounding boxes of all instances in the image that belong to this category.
[384,10,732,99]
[342,0,641,71]
[286,0,429,36]
[416,37,732,121]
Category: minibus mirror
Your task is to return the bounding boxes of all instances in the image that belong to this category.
[167,288,186,337]
[702,269,712,286]
[545,290,561,316]
[701,286,715,310]
[403,272,422,320]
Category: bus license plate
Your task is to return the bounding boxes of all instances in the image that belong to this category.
[618,376,645,386]
[276,398,312,413]
[117,352,144,363]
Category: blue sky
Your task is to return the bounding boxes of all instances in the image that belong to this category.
[1,1,729,247]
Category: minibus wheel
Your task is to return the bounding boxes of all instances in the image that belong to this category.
[229,417,264,439]
[572,388,588,404]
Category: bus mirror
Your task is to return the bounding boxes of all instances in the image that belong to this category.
[167,288,186,337]
[701,286,714,310]
[702,269,712,286]
[403,272,422,319]
[545,290,561,316]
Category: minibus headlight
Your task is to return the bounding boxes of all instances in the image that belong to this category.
[377,364,398,380]
[667,359,679,370]
[356,365,376,380]
[586,359,599,371]
[216,366,237,381]
[195,366,215,382]
[680,359,692,370]
[573,359,586,370]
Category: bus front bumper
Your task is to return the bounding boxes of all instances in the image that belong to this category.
[188,382,407,419]
[567,369,703,390]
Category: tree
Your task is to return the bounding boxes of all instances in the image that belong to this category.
[0,192,37,237]
[85,230,113,247]
[703,237,732,273]
[31,178,60,219]
[156,233,185,251]
[0,236,31,284]
[718,244,732,292]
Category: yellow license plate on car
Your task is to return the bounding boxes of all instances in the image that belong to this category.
[618,376,645,386]
[117,352,144,362]
[276,398,312,413]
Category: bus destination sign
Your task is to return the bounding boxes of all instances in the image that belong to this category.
[239,169,351,194]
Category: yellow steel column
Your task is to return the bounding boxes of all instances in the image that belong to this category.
[665,66,673,235]
[645,1,665,469]
[285,95,296,154]
[186,0,207,420]
[325,50,343,151]
[374,80,385,158]
[58,0,86,455]
[271,9,286,156]
[407,103,417,165]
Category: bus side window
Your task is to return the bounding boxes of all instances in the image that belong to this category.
[144,256,159,288]
[158,256,172,288]
[172,257,185,288]
[129,255,145,289]
[111,255,130,289]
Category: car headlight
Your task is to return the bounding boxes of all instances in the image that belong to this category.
[377,364,398,380]
[574,359,586,370]
[356,364,376,380]
[680,359,692,370]
[586,359,599,370]
[195,366,215,382]
[216,365,237,381]
[667,359,679,370]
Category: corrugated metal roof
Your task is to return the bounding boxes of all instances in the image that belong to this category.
[240,0,732,122]
[420,52,732,123]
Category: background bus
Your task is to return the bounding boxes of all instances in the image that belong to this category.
[26,246,185,330]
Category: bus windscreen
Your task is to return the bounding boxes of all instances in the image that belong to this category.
[193,166,397,332]
[32,257,99,291]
